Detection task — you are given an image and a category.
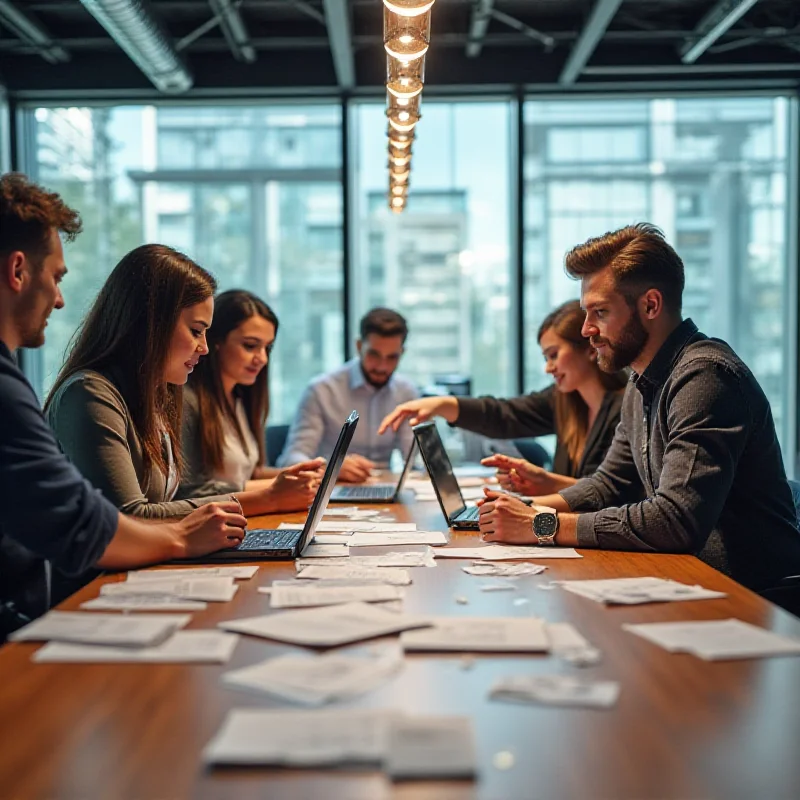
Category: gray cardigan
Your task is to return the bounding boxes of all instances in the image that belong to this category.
[46,370,230,519]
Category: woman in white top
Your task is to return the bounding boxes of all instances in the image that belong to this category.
[179,290,287,497]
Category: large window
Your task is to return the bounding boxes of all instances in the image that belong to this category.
[351,101,515,398]
[523,96,796,459]
[23,103,343,424]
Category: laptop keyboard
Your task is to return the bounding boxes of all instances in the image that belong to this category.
[236,529,300,551]
[457,506,480,522]
[335,485,393,500]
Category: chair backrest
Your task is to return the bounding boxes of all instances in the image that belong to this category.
[787,478,800,528]
[512,438,551,469]
[265,424,290,467]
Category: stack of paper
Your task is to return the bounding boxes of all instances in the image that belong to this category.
[100,576,238,603]
[10,611,191,647]
[280,521,417,533]
[299,543,350,558]
[204,708,477,780]
[557,577,726,605]
[127,566,258,580]
[348,531,447,547]
[261,582,405,608]
[401,617,549,652]
[462,563,546,577]
[296,565,413,586]
[33,631,239,663]
[221,646,403,704]
[623,619,800,660]
[297,549,436,569]
[490,675,620,708]
[218,601,431,647]
[434,545,582,560]
[81,594,208,612]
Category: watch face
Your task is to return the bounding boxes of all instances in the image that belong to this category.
[534,513,557,536]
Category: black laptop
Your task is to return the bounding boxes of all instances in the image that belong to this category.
[193,411,359,561]
[412,421,480,530]
[328,441,417,504]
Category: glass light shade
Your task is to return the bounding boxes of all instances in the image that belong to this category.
[387,108,420,133]
[386,55,424,98]
[389,144,412,159]
[384,8,431,61]
[383,0,435,17]
[389,159,411,175]
[389,169,410,183]
[389,153,412,167]
[387,92,421,116]
[388,132,414,149]
[390,184,408,196]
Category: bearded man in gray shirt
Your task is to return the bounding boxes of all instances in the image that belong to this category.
[478,222,800,591]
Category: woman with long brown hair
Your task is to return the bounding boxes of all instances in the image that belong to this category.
[46,245,321,519]
[378,299,628,495]
[178,290,281,498]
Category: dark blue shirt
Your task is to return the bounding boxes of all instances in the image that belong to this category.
[0,341,118,635]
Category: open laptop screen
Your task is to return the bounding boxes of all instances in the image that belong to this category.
[297,410,359,551]
[412,421,465,521]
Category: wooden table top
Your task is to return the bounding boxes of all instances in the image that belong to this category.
[1,496,800,800]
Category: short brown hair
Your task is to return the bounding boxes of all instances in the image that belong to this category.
[360,307,409,342]
[0,173,82,265]
[565,223,685,314]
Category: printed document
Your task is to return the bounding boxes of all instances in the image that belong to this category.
[296,565,412,585]
[433,545,582,560]
[263,583,405,608]
[401,617,549,652]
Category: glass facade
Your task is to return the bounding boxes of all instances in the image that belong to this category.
[16,94,799,467]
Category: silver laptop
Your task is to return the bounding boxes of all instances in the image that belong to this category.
[328,442,417,504]
[412,421,480,530]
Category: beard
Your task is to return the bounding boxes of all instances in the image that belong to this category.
[591,311,648,373]
[360,364,391,389]
[15,291,50,349]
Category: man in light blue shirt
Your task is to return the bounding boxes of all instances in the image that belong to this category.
[279,308,419,482]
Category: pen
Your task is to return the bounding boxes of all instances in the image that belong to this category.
[231,494,247,532]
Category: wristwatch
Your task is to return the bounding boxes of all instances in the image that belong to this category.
[531,509,559,546]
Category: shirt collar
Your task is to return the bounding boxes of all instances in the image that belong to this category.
[634,318,698,397]
[348,357,393,393]
[0,340,11,362]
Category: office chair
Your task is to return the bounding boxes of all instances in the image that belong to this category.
[512,438,551,469]
[265,424,290,467]
[758,478,800,617]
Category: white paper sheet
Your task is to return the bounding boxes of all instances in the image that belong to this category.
[296,565,412,586]
[80,594,207,612]
[299,543,350,558]
[312,534,354,543]
[218,602,431,647]
[623,618,800,660]
[462,563,547,577]
[558,577,726,605]
[279,521,417,533]
[126,566,258,581]
[348,531,447,547]
[490,675,620,708]
[32,631,239,663]
[545,622,602,666]
[10,611,191,647]
[400,617,549,652]
[433,545,582,560]
[100,577,238,602]
[203,708,397,766]
[297,549,436,569]
[262,583,405,608]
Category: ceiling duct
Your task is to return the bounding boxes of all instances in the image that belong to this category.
[0,0,69,64]
[79,0,192,93]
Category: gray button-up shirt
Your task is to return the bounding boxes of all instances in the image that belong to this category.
[559,319,800,590]
[278,358,419,467]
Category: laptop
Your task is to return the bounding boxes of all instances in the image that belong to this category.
[328,441,417,504]
[192,410,359,561]
[412,421,480,530]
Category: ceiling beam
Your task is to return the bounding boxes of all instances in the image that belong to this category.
[208,0,256,62]
[679,0,763,63]
[559,0,623,85]
[0,0,69,63]
[321,0,354,88]
[466,0,493,58]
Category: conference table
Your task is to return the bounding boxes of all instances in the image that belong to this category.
[1,490,800,800]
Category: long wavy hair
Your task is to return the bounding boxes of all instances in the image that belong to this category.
[538,300,627,467]
[188,290,278,472]
[47,244,216,477]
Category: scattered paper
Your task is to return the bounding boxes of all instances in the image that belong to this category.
[80,594,207,612]
[33,631,239,663]
[557,577,726,605]
[546,622,602,666]
[491,675,620,709]
[460,487,488,502]
[280,522,417,533]
[218,602,431,647]
[386,715,477,780]
[463,563,547,577]
[623,619,800,661]
[401,617,549,652]
[299,543,350,558]
[479,584,517,592]
[10,611,190,647]
[348,531,447,547]
[222,647,403,705]
[296,565,412,586]
[297,549,436,569]
[434,545,582,560]
[204,708,397,766]
[100,577,238,603]
[126,566,258,581]
[262,583,405,608]
[312,534,354,544]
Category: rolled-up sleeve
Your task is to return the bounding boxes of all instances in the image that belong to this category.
[0,369,118,576]
[572,360,746,553]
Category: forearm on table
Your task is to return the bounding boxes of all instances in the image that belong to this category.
[95,514,183,568]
